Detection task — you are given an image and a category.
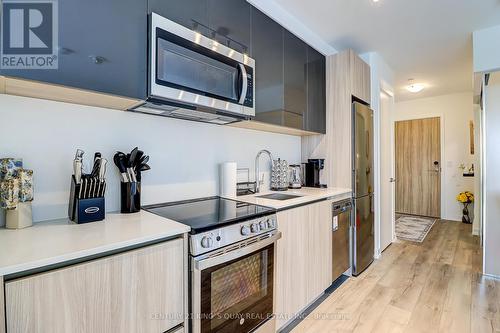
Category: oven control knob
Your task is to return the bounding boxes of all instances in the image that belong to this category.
[201,236,214,248]
[251,223,260,233]
[267,219,275,229]
[259,220,267,231]
[241,225,251,236]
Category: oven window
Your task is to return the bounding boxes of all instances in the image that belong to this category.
[200,245,274,333]
[156,37,239,102]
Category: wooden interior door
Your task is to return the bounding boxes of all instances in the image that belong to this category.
[395,117,441,217]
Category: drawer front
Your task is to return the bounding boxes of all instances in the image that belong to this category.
[5,239,185,333]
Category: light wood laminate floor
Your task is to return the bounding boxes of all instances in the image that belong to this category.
[290,220,499,333]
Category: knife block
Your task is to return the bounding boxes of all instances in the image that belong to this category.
[121,182,141,214]
[68,176,105,224]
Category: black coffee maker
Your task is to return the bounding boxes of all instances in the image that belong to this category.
[305,159,327,188]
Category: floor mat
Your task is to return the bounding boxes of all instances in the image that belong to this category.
[395,215,436,242]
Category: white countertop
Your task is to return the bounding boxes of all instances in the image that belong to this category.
[0,210,190,276]
[231,187,352,210]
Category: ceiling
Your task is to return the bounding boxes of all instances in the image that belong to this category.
[269,0,500,101]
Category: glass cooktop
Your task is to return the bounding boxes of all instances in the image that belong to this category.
[143,196,275,234]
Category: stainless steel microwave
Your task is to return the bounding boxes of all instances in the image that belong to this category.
[130,13,255,125]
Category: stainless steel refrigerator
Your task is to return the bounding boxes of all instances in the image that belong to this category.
[352,102,375,276]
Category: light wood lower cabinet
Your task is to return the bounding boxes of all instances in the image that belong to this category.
[5,239,185,333]
[275,200,333,329]
[1,276,5,333]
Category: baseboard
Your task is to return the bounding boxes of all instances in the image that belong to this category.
[483,273,500,281]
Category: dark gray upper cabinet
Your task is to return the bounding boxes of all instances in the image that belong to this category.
[251,8,325,133]
[0,0,325,132]
[0,0,147,99]
[283,30,307,129]
[306,46,326,134]
[251,8,285,127]
[148,0,209,35]
[207,0,251,55]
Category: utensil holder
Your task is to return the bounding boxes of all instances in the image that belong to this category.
[121,182,141,214]
[68,176,105,224]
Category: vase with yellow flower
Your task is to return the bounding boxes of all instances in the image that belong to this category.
[456,191,474,224]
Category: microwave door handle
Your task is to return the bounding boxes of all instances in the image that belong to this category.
[238,63,248,104]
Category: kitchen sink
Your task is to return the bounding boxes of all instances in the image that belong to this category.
[256,193,302,201]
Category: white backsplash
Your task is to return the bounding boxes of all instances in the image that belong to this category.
[0,94,301,224]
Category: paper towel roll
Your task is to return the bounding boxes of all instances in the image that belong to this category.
[220,162,237,198]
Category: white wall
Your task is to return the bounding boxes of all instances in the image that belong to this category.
[0,94,301,224]
[473,25,500,73]
[483,72,500,277]
[361,52,395,257]
[472,104,482,236]
[394,92,475,221]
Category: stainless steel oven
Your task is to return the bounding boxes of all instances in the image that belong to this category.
[131,13,255,125]
[191,230,280,333]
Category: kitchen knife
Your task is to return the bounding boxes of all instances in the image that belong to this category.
[74,159,82,184]
[77,179,83,199]
[87,177,92,199]
[93,177,99,198]
[88,177,93,199]
[74,149,84,161]
[98,159,107,197]
[101,182,107,197]
[81,177,87,199]
[91,152,101,178]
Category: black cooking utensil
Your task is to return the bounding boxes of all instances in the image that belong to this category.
[134,150,144,168]
[113,152,127,173]
[128,147,138,168]
[139,164,151,172]
[139,155,149,166]
[113,152,129,182]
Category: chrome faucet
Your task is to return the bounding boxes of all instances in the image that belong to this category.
[255,150,274,193]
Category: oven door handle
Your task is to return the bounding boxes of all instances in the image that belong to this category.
[194,231,281,271]
[238,63,248,105]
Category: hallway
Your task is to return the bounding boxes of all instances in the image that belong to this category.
[290,220,498,333]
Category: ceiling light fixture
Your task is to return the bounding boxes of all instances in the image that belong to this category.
[406,79,425,93]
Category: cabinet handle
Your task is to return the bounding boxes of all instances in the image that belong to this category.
[89,55,106,64]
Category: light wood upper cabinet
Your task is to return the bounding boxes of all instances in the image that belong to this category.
[350,50,371,103]
[275,200,333,330]
[5,239,185,333]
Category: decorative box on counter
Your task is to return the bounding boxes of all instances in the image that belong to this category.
[0,158,34,229]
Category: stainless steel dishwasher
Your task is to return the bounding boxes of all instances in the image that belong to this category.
[332,199,352,282]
